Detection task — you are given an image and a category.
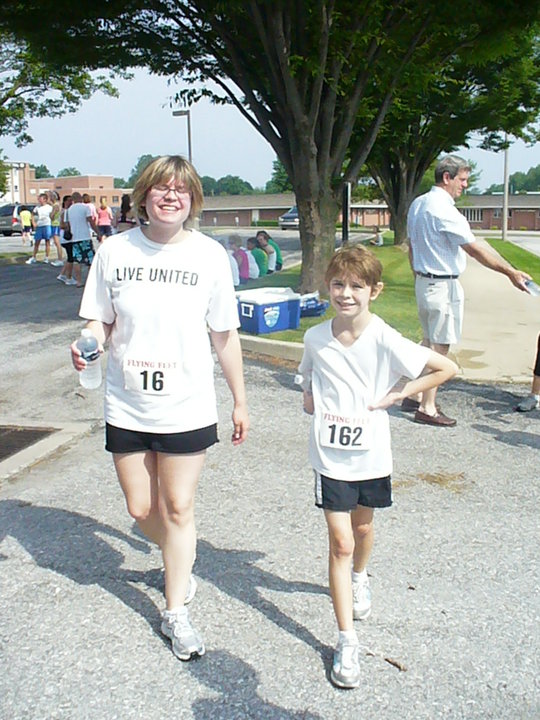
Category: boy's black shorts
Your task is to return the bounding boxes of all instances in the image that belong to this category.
[314,471,392,511]
[105,423,218,454]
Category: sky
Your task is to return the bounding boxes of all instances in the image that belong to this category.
[1,68,540,191]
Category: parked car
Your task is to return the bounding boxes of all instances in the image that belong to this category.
[279,206,299,230]
[0,203,31,236]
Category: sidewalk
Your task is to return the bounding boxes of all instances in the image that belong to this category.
[0,258,539,719]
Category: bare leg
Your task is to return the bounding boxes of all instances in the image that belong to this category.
[351,506,374,573]
[325,510,355,631]
[113,451,163,546]
[158,451,205,610]
[420,341,450,415]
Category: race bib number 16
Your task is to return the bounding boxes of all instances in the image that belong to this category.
[319,417,372,451]
[123,358,181,396]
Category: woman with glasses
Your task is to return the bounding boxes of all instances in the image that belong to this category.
[71,155,249,661]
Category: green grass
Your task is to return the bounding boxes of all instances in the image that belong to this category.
[485,238,540,283]
[241,238,423,343]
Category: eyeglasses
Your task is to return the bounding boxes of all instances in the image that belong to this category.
[151,184,191,197]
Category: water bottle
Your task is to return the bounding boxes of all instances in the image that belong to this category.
[76,329,102,389]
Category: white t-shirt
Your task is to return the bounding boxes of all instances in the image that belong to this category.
[79,228,240,433]
[298,315,430,481]
[246,250,260,279]
[33,203,52,227]
[407,186,475,276]
[227,249,240,287]
[66,202,93,241]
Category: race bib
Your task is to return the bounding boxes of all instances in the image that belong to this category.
[123,357,182,396]
[319,414,372,450]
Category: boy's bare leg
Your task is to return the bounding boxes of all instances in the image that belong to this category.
[325,510,355,631]
[351,505,374,573]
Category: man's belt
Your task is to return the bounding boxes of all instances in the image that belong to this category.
[416,271,458,279]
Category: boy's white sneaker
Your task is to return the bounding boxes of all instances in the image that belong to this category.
[64,278,78,286]
[352,577,372,620]
[25,257,37,265]
[161,607,205,661]
[331,638,360,689]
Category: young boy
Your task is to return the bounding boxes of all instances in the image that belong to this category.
[296,245,457,689]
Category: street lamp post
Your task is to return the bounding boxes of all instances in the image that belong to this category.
[172,109,192,165]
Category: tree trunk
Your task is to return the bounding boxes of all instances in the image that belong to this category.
[297,192,340,294]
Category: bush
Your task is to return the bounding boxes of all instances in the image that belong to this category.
[251,220,279,227]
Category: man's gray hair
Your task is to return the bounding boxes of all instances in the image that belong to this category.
[435,155,470,183]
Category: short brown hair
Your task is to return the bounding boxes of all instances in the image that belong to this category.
[325,245,383,287]
[132,155,204,222]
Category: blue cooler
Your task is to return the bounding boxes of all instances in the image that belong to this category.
[236,287,301,334]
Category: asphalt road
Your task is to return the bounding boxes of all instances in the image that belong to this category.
[0,251,539,719]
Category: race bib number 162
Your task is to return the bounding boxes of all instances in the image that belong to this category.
[319,417,372,450]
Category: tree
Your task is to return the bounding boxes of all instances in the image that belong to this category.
[0,154,8,195]
[127,154,159,188]
[114,177,129,189]
[265,158,293,194]
[31,163,51,179]
[366,29,540,243]
[57,167,81,177]
[216,174,253,195]
[486,163,540,194]
[201,175,217,196]
[4,2,540,290]
[0,31,119,147]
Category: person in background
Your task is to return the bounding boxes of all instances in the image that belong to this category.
[256,230,283,271]
[225,240,240,287]
[256,231,276,273]
[71,155,249,663]
[19,206,33,246]
[62,192,98,287]
[26,193,53,265]
[405,154,530,427]
[115,193,139,233]
[57,195,74,284]
[48,191,65,267]
[515,333,540,412]
[247,236,268,277]
[96,198,114,242]
[245,238,260,279]
[369,227,384,247]
[228,234,249,284]
[82,193,98,225]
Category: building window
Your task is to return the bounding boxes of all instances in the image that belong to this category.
[460,208,483,222]
[112,196,119,203]
[493,209,501,218]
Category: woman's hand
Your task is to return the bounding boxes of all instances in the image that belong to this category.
[231,402,249,445]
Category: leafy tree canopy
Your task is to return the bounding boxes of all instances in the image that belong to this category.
[0,31,121,147]
[215,175,253,195]
[0,154,8,195]
[114,177,129,188]
[57,167,81,177]
[201,175,217,196]
[485,163,540,194]
[30,163,52,179]
[4,1,540,289]
[265,159,293,194]
[127,154,159,187]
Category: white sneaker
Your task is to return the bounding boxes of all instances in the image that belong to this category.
[352,577,372,620]
[516,394,539,412]
[43,257,50,264]
[185,574,197,605]
[161,607,205,660]
[51,259,64,267]
[64,278,78,286]
[331,638,360,689]
[56,274,67,283]
[25,257,37,265]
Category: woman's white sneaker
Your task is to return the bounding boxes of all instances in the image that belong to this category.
[331,639,360,689]
[161,607,205,661]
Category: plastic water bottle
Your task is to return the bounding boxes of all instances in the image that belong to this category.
[76,329,102,389]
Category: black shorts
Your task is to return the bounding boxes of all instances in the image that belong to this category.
[105,423,218,454]
[314,472,392,511]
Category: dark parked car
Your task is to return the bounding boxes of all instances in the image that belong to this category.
[0,203,31,236]
[278,206,299,230]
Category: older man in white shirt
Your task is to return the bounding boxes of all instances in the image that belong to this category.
[405,154,530,427]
